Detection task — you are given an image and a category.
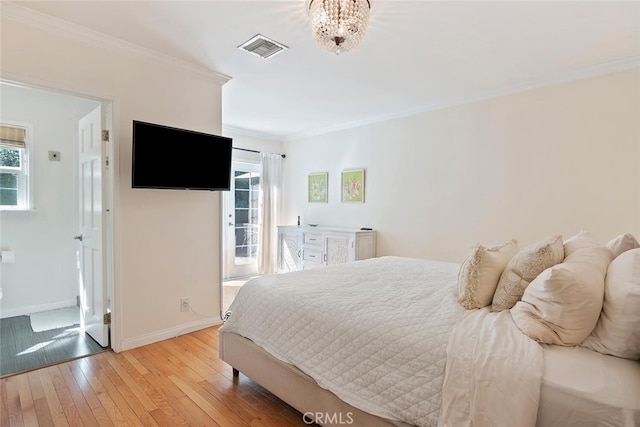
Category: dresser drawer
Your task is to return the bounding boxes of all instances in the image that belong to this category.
[304,232,322,246]
[303,248,323,262]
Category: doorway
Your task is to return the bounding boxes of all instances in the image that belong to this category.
[0,81,113,377]
[222,160,261,311]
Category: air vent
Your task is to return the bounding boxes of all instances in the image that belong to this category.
[238,34,288,59]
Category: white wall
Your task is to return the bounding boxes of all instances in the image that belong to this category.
[0,84,99,316]
[1,10,226,350]
[283,69,640,262]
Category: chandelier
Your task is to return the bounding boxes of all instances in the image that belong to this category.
[307,0,371,55]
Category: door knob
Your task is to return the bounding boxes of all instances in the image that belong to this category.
[228,222,234,227]
[73,235,83,241]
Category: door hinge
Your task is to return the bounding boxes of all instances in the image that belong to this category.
[103,312,111,325]
[102,129,109,142]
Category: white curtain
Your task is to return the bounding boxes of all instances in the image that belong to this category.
[258,153,283,274]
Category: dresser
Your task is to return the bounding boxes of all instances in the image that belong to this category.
[277,225,376,272]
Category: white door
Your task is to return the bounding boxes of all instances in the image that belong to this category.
[223,161,261,279]
[76,105,109,347]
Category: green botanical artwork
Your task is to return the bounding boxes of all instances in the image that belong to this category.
[341,169,364,203]
[308,172,328,203]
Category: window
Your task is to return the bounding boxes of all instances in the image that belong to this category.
[0,124,30,210]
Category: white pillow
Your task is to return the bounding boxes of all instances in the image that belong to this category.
[511,245,612,345]
[563,230,599,258]
[491,235,564,312]
[581,248,640,359]
[458,240,519,310]
[605,233,640,259]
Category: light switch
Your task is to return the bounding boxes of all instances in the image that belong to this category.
[1,251,15,263]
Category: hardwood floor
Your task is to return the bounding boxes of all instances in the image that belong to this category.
[0,325,312,426]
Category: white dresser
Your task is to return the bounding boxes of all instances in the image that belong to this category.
[277,225,376,272]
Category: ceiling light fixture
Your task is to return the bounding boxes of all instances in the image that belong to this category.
[307,0,371,55]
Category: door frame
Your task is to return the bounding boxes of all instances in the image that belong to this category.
[1,77,119,352]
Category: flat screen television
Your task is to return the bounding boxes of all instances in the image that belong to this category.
[132,120,232,191]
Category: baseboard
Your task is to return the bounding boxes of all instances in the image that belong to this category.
[0,298,77,319]
[119,317,223,351]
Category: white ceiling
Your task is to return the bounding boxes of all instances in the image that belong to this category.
[10,1,640,140]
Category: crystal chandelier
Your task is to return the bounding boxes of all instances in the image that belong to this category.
[307,0,371,55]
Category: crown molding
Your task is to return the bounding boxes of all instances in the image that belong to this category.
[0,2,231,85]
[222,125,283,142]
[284,55,640,141]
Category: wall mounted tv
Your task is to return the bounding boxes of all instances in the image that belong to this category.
[132,120,232,191]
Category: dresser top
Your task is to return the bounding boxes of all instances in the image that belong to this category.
[278,225,375,233]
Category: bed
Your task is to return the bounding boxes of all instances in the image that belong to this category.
[219,255,640,427]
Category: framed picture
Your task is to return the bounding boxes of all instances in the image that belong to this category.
[308,172,328,203]
[341,169,365,203]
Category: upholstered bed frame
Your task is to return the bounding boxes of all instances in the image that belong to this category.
[219,328,401,427]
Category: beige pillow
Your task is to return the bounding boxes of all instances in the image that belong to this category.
[606,233,640,259]
[563,230,599,258]
[511,245,612,345]
[491,235,564,312]
[581,248,640,359]
[458,240,519,310]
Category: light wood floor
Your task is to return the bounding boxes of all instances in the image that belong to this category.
[0,325,312,426]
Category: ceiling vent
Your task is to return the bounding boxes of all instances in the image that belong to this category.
[238,34,288,59]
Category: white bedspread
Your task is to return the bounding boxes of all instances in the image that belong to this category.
[442,308,543,427]
[220,256,465,427]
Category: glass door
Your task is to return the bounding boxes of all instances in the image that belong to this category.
[223,161,261,279]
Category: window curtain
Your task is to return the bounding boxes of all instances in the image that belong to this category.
[258,153,283,274]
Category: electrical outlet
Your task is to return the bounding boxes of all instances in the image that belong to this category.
[180,297,190,312]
